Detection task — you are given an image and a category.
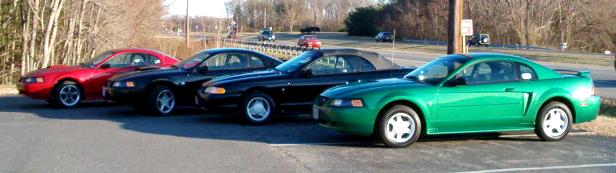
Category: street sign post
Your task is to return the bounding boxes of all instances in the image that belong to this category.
[461,19,473,53]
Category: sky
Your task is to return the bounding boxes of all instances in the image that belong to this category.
[164,0,228,17]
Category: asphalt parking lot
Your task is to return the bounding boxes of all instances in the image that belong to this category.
[1,96,615,172]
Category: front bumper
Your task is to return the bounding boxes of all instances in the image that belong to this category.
[104,86,144,103]
[314,104,376,136]
[17,82,54,99]
[197,91,243,111]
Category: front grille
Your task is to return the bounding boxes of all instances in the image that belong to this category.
[316,96,329,106]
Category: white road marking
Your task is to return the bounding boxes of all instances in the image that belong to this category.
[457,163,616,173]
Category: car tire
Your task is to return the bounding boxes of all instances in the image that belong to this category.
[145,85,176,115]
[241,92,275,125]
[377,105,421,148]
[535,101,572,141]
[49,81,82,108]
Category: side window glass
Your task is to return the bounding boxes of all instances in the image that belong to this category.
[202,53,228,70]
[249,55,265,68]
[105,54,133,68]
[145,54,161,65]
[519,64,537,80]
[343,56,374,72]
[225,54,246,69]
[129,54,146,66]
[467,61,517,84]
[305,56,338,75]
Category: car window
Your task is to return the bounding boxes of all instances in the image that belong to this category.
[249,55,265,68]
[462,61,517,84]
[519,63,537,80]
[105,53,133,68]
[201,53,248,70]
[344,56,375,72]
[305,56,353,75]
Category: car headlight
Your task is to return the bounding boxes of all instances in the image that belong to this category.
[112,81,135,88]
[329,98,364,108]
[204,87,226,94]
[23,77,44,83]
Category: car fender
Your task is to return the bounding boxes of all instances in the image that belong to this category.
[527,87,575,120]
[375,92,432,130]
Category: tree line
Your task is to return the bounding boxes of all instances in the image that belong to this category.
[0,0,164,84]
[346,0,616,52]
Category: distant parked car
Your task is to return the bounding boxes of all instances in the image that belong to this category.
[18,49,179,108]
[258,28,276,42]
[467,34,490,47]
[375,32,394,42]
[300,26,320,34]
[226,31,238,39]
[298,35,321,48]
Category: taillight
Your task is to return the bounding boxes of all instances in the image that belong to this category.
[591,83,595,96]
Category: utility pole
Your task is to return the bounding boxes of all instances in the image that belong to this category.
[185,0,190,51]
[263,4,267,28]
[447,0,463,54]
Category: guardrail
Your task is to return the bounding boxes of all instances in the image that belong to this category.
[222,39,317,58]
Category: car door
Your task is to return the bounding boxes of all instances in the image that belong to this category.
[436,61,526,132]
[283,55,360,111]
[84,52,161,97]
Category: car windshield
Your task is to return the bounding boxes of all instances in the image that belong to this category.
[274,51,319,73]
[262,31,272,35]
[80,51,114,68]
[175,52,210,70]
[405,56,469,85]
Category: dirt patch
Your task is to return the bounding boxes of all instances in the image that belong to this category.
[574,116,616,137]
[0,85,18,96]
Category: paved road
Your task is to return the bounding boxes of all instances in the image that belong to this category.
[1,96,615,172]
[241,33,616,98]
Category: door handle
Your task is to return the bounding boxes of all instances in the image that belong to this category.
[504,88,515,92]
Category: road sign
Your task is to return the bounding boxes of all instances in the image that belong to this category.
[461,19,473,36]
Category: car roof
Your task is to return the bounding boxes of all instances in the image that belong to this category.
[109,48,176,58]
[313,49,400,69]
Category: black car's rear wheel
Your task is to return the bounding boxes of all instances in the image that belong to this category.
[144,85,176,115]
[241,92,275,125]
[49,81,82,108]
[535,101,572,141]
[377,105,421,148]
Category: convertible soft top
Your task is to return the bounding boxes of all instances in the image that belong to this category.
[317,49,401,70]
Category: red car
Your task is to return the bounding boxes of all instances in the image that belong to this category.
[297,35,322,48]
[18,48,178,107]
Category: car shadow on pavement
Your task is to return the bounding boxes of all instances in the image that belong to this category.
[0,96,547,147]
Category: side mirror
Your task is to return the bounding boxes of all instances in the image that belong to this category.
[446,77,467,87]
[100,64,111,69]
[300,69,313,77]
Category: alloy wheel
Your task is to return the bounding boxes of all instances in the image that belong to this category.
[385,112,416,143]
[59,85,80,107]
[542,108,569,138]
[156,89,175,114]
[246,97,271,122]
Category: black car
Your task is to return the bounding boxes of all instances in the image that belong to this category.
[105,48,283,115]
[467,34,490,47]
[258,29,276,42]
[375,32,393,42]
[197,49,415,124]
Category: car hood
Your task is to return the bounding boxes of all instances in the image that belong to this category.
[109,67,187,81]
[322,78,429,98]
[24,65,88,77]
[209,70,285,85]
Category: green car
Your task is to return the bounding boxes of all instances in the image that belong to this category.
[314,53,600,148]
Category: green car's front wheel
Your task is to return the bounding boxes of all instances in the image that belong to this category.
[377,105,422,148]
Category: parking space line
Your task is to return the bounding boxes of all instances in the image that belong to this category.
[457,163,616,173]
[498,131,595,138]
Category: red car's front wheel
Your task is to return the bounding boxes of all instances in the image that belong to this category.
[49,81,82,108]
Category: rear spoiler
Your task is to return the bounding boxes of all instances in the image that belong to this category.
[554,69,591,78]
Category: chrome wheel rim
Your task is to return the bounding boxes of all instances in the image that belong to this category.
[246,97,270,122]
[59,85,80,106]
[385,113,415,143]
[156,89,175,114]
[543,108,569,137]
